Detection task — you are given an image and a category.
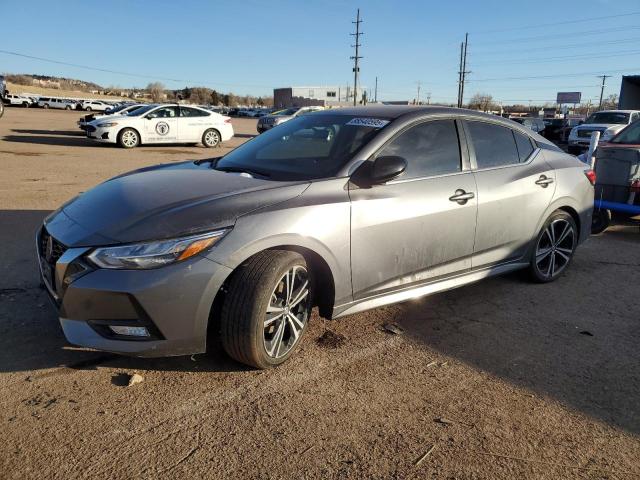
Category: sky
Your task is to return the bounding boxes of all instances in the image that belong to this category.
[1,0,639,105]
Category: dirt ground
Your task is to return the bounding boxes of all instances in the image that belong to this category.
[1,108,639,479]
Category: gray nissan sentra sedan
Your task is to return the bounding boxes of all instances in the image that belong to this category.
[37,106,594,368]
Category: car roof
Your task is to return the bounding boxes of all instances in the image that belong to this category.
[593,110,640,114]
[314,105,507,122]
[314,105,560,150]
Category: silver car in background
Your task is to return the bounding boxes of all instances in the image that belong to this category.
[37,106,594,368]
[257,106,324,133]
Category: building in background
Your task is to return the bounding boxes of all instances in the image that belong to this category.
[273,86,365,108]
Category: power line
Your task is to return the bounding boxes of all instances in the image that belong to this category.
[0,49,279,91]
[470,37,640,56]
[473,11,640,34]
[471,67,634,82]
[474,25,640,46]
[471,48,640,67]
[350,8,363,106]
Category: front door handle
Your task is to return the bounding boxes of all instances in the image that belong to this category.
[535,175,554,187]
[449,189,475,205]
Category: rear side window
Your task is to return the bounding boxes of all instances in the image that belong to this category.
[180,107,210,117]
[467,121,519,169]
[377,120,461,179]
[513,131,535,162]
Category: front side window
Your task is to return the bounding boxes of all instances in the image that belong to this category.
[147,106,178,119]
[376,120,461,179]
[216,114,388,180]
[467,121,520,169]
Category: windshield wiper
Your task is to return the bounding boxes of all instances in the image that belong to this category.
[194,157,221,166]
[215,165,271,178]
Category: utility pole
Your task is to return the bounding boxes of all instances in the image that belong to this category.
[457,42,464,107]
[597,74,611,108]
[459,33,470,107]
[416,81,421,105]
[350,8,363,106]
[374,76,378,103]
[426,92,431,105]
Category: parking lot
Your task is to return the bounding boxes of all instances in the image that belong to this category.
[1,108,640,479]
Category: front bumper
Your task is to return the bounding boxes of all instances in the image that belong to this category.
[86,126,116,142]
[37,228,232,357]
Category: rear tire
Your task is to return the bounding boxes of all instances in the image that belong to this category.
[65,105,71,110]
[43,104,49,109]
[220,250,313,369]
[529,210,577,283]
[591,209,611,234]
[117,128,140,148]
[85,107,92,111]
[23,102,29,108]
[202,128,221,148]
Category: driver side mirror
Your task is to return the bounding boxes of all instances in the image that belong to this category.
[351,155,407,187]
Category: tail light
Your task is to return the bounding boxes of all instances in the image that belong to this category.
[631,179,640,193]
[584,169,596,186]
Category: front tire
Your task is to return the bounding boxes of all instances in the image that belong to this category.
[202,128,221,148]
[65,105,71,110]
[220,250,313,369]
[529,210,577,283]
[117,128,140,148]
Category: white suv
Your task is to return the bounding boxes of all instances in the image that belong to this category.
[81,100,110,112]
[4,94,33,107]
[568,110,640,154]
[38,98,78,110]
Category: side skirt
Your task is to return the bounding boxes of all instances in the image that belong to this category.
[332,261,529,319]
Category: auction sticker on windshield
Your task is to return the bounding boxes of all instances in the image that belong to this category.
[345,118,390,128]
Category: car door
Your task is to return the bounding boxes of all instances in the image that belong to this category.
[178,106,210,142]
[349,118,478,300]
[142,106,179,143]
[463,120,556,268]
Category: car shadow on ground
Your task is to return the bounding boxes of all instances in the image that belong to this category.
[393,231,640,435]
[12,129,85,137]
[2,209,639,433]
[234,133,257,139]
[2,134,96,147]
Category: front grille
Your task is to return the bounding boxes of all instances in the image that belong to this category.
[86,125,97,133]
[40,228,67,265]
[578,129,593,138]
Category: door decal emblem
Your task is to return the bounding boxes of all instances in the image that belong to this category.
[156,121,170,136]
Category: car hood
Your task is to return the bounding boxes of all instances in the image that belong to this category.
[45,161,309,247]
[85,113,122,124]
[576,123,625,131]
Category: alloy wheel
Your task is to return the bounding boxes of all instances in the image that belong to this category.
[121,130,138,148]
[535,218,575,279]
[263,265,310,359]
[204,130,220,147]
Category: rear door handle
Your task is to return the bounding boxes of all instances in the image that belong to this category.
[535,175,554,187]
[449,189,475,205]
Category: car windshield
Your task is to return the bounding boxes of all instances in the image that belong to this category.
[216,114,390,180]
[274,108,299,116]
[585,112,630,124]
[611,122,640,144]
[126,105,156,116]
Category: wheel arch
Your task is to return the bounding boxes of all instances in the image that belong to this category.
[117,126,142,146]
[535,196,587,244]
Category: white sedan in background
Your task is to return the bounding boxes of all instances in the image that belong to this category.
[85,104,234,148]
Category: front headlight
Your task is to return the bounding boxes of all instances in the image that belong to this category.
[96,122,119,128]
[601,128,617,141]
[87,229,228,269]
